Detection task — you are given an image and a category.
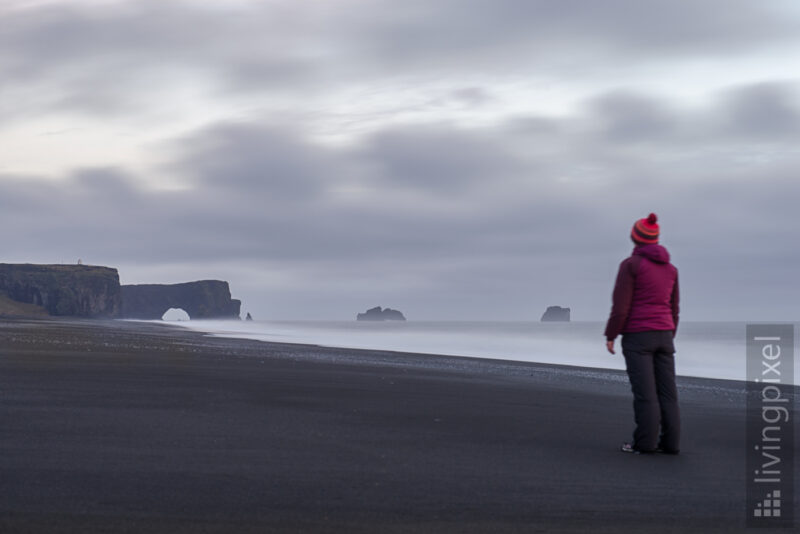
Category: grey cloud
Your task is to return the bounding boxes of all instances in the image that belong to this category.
[356,125,525,194]
[448,87,494,106]
[585,92,678,143]
[0,117,577,268]
[1,0,799,119]
[511,82,800,159]
[2,81,800,319]
[715,82,800,139]
[421,87,496,111]
[505,116,563,137]
[166,123,337,201]
[342,0,798,72]
[0,1,319,117]
[2,1,799,320]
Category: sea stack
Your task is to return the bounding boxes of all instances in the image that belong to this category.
[541,306,570,322]
[357,306,406,321]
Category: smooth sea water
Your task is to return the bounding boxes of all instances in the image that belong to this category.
[171,320,799,383]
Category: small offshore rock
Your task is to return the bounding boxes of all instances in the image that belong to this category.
[356,306,407,321]
[541,306,570,322]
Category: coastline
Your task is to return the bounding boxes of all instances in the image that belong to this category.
[0,318,796,532]
[157,318,789,384]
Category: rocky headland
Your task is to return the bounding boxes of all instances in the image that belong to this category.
[0,263,241,320]
[0,264,121,318]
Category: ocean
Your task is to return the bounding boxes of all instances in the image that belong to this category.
[169,320,798,384]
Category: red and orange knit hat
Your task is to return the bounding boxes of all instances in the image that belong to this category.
[631,213,659,244]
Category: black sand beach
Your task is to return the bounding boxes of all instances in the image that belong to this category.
[0,319,795,533]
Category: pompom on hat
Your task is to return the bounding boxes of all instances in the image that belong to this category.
[631,213,660,244]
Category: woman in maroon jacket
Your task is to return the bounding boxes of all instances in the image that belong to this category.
[605,213,680,454]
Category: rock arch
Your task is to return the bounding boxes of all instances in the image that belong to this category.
[121,280,241,320]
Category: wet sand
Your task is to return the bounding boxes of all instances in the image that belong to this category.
[0,318,795,533]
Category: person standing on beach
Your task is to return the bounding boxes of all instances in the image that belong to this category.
[604,213,680,454]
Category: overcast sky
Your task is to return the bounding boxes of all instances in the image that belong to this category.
[1,0,799,321]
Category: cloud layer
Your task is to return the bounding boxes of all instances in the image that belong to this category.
[1,1,799,320]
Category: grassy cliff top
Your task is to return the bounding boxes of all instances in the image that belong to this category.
[0,263,117,271]
[0,264,119,279]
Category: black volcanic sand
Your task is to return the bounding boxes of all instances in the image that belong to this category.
[0,319,796,533]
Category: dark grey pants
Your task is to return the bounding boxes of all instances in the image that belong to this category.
[621,330,680,453]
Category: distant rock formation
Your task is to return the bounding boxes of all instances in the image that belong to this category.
[357,306,406,321]
[245,312,253,321]
[121,280,241,320]
[541,306,570,322]
[0,264,122,318]
[0,264,244,321]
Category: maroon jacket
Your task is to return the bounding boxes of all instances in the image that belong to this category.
[604,244,679,341]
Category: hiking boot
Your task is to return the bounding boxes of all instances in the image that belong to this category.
[620,442,639,454]
[621,442,656,454]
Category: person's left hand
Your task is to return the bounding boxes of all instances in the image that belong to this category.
[606,340,615,355]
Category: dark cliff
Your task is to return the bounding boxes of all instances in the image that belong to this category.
[121,280,241,320]
[0,264,122,318]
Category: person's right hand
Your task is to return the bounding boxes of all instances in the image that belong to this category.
[606,340,615,355]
